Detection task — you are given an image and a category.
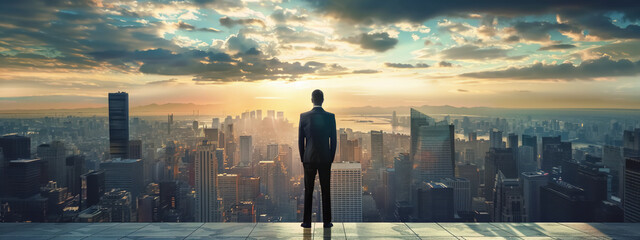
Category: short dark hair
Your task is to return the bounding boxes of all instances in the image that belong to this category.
[312,89,324,105]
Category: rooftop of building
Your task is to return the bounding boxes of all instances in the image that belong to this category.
[0,222,638,239]
[332,162,362,169]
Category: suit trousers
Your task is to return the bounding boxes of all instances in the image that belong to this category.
[303,162,331,224]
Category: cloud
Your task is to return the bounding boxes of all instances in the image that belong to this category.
[440,45,521,60]
[438,61,453,67]
[270,9,307,23]
[457,89,469,92]
[219,16,266,28]
[344,32,398,52]
[176,21,220,32]
[461,57,640,80]
[538,44,577,51]
[146,78,179,85]
[353,69,380,74]
[384,62,429,68]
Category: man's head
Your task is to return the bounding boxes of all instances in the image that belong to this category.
[311,89,324,106]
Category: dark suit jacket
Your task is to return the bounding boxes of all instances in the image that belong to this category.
[298,107,337,163]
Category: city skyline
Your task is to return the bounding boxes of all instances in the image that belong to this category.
[2,1,640,111]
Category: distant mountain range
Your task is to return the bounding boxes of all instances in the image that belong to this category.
[0,103,639,119]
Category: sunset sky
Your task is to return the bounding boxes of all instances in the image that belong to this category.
[1,0,640,115]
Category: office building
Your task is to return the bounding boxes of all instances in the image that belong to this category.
[65,155,86,196]
[414,182,454,221]
[339,132,348,162]
[522,134,538,163]
[100,158,144,198]
[623,129,640,158]
[541,136,571,172]
[331,162,363,222]
[490,130,504,149]
[371,130,384,170]
[413,122,455,183]
[108,92,129,159]
[624,158,640,222]
[239,136,252,166]
[128,140,142,159]
[195,143,220,222]
[603,145,624,198]
[81,170,105,209]
[456,163,480,197]
[493,171,526,222]
[521,171,549,222]
[267,143,279,161]
[484,148,517,200]
[441,177,471,213]
[37,141,67,187]
[540,181,593,221]
[100,189,133,222]
[0,135,31,161]
[218,173,239,211]
[7,159,43,198]
[394,153,411,203]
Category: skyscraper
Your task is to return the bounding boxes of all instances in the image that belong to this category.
[484,148,517,201]
[541,136,572,172]
[624,157,640,222]
[339,132,348,162]
[0,135,31,161]
[267,143,279,161]
[6,159,43,198]
[239,136,252,166]
[371,130,384,170]
[623,129,640,158]
[108,92,129,159]
[490,129,504,149]
[493,170,526,222]
[195,142,220,222]
[128,140,142,159]
[167,113,173,135]
[414,121,455,183]
[331,162,362,222]
[410,108,433,163]
[521,171,549,222]
[441,177,471,214]
[414,182,454,222]
[37,141,67,187]
[218,173,239,212]
[394,153,411,203]
[65,155,86,196]
[603,145,624,198]
[81,170,105,209]
[100,158,144,198]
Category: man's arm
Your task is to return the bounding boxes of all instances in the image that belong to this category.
[298,114,305,162]
[329,113,337,163]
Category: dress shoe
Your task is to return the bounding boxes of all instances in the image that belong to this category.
[301,222,311,228]
[323,223,333,228]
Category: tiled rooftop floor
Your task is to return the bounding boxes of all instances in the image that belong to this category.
[0,222,638,239]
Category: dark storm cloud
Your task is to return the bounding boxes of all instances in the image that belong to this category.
[511,21,580,42]
[538,44,576,51]
[344,32,398,52]
[440,45,518,60]
[176,21,220,32]
[461,57,640,80]
[305,0,639,24]
[384,63,429,68]
[219,16,266,28]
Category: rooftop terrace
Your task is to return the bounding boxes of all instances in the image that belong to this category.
[0,222,638,239]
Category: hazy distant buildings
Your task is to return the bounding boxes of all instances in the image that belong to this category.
[623,129,640,158]
[108,92,129,159]
[331,162,362,222]
[128,140,142,159]
[490,130,504,149]
[195,143,220,222]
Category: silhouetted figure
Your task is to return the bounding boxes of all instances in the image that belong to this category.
[299,89,337,228]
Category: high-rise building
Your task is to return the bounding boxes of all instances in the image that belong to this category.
[258,160,275,199]
[394,153,411,203]
[490,130,504,149]
[331,162,362,222]
[6,159,43,198]
[215,148,225,174]
[204,128,219,146]
[339,132,348,162]
[108,92,129,159]
[239,177,260,202]
[456,163,480,197]
[267,143,279,161]
[195,143,220,222]
[410,108,433,163]
[128,140,142,159]
[484,148,517,201]
[623,129,640,158]
[414,182,454,221]
[65,155,86,196]
[521,171,549,222]
[603,145,624,198]
[541,136,572,172]
[100,158,144,198]
[540,181,593,221]
[239,136,252,166]
[100,189,133,222]
[413,121,455,183]
[167,113,173,135]
[522,134,538,163]
[159,181,177,210]
[624,158,640,222]
[508,133,518,150]
[518,145,537,174]
[81,170,105,209]
[218,173,239,211]
[137,195,159,222]
[37,141,67,187]
[212,118,220,129]
[0,135,31,161]
[493,171,526,222]
[441,177,471,214]
[371,130,384,170]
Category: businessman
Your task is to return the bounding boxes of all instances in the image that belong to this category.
[299,89,337,228]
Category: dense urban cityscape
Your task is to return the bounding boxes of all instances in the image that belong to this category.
[0,91,638,224]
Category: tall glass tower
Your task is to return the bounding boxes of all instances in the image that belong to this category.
[108,92,129,159]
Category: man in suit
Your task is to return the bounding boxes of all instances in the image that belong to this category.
[299,89,337,228]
